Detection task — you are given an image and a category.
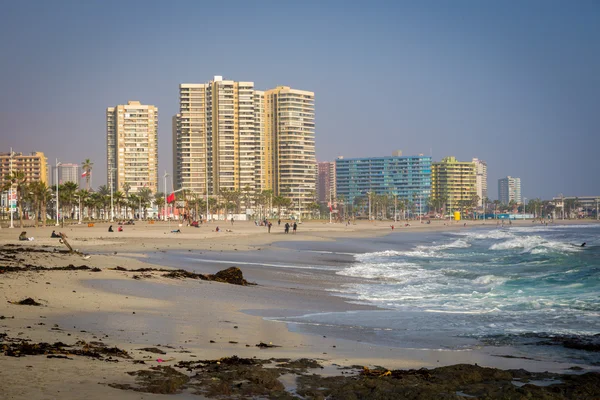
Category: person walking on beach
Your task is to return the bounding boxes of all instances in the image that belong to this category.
[231,217,234,225]
[284,222,290,233]
[268,221,272,233]
[278,219,281,226]
[293,222,297,234]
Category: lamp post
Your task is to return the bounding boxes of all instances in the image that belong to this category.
[163,171,169,221]
[394,194,397,222]
[75,194,82,224]
[419,191,422,223]
[55,159,61,226]
[523,197,527,220]
[109,167,114,222]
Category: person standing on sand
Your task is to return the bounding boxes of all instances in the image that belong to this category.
[231,217,234,225]
[284,222,290,233]
[268,221,272,233]
[293,222,297,234]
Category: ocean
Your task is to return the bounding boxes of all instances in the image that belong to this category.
[271,224,600,367]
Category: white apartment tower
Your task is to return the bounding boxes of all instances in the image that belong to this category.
[498,176,522,205]
[264,86,316,214]
[107,101,158,193]
[174,77,262,195]
[472,158,487,207]
[175,77,316,217]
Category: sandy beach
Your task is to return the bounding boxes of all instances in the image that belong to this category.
[1,219,599,399]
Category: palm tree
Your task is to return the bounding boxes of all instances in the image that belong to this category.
[154,192,165,220]
[121,183,131,219]
[30,181,51,227]
[81,159,93,190]
[97,185,110,220]
[113,191,125,219]
[75,189,90,221]
[3,170,27,228]
[128,193,139,219]
[138,187,153,219]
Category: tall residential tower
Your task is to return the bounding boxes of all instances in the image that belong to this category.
[174,77,315,217]
[498,176,522,204]
[431,156,476,213]
[107,101,158,193]
[472,158,487,207]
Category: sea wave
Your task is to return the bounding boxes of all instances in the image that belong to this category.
[489,235,579,253]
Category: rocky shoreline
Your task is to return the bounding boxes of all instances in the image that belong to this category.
[2,243,600,399]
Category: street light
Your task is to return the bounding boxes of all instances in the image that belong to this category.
[109,167,115,222]
[75,194,82,224]
[55,159,61,226]
[163,171,169,221]
[523,197,527,220]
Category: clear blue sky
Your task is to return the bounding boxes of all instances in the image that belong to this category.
[0,0,598,199]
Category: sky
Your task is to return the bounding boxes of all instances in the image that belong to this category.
[0,0,598,200]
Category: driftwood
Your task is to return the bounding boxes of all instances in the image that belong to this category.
[58,233,74,254]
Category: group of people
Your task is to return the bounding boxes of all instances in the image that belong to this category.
[108,225,123,232]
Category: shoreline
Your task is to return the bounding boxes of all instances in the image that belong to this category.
[1,220,599,398]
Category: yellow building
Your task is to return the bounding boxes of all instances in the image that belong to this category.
[0,151,48,186]
[107,101,158,193]
[432,156,476,213]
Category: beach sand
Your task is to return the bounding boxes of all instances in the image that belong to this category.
[1,219,598,399]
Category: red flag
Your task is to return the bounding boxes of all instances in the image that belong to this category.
[81,171,88,177]
[167,193,175,203]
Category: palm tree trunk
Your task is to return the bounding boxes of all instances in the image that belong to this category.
[42,199,47,227]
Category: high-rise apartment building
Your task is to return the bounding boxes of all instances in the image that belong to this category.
[52,163,79,186]
[0,151,48,187]
[264,86,316,212]
[498,176,522,204]
[335,154,431,210]
[174,77,261,195]
[107,101,158,193]
[317,161,336,203]
[472,158,487,207]
[431,156,476,213]
[175,77,315,217]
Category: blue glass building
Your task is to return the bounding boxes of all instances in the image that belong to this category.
[335,154,432,211]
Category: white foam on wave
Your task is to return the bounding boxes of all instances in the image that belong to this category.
[489,235,579,253]
[451,229,515,240]
[354,239,471,262]
[337,261,426,281]
[473,275,508,286]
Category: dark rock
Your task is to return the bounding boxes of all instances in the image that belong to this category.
[12,298,42,306]
[208,267,248,286]
[138,347,166,355]
[256,342,281,348]
[109,366,189,394]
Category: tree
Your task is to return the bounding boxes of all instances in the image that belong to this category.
[154,192,165,220]
[30,181,51,227]
[75,189,90,221]
[138,188,153,219]
[122,183,131,219]
[113,191,125,219]
[81,159,93,191]
[97,185,110,220]
[3,170,27,228]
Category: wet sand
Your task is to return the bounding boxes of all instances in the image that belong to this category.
[1,219,598,399]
